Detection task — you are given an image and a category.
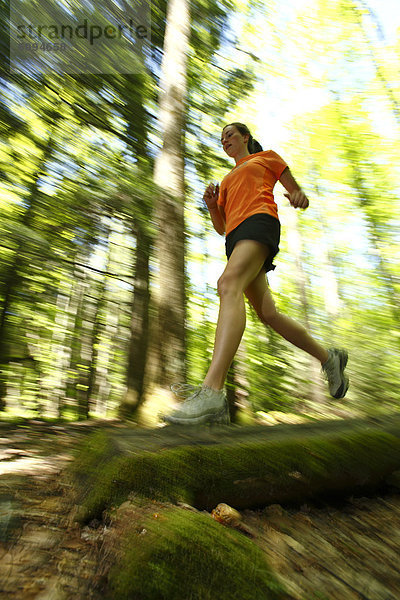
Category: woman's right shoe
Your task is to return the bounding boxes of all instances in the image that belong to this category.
[322,348,349,399]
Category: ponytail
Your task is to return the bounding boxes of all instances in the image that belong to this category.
[223,122,263,154]
[247,135,263,154]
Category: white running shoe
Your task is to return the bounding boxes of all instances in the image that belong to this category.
[322,348,349,399]
[163,384,230,425]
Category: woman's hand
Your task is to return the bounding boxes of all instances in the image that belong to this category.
[203,183,220,210]
[284,190,309,209]
[279,168,309,210]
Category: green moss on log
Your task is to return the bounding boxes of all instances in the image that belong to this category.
[108,506,287,600]
[69,430,124,520]
[73,428,400,523]
[70,430,117,481]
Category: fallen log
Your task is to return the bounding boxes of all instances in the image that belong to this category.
[70,415,400,524]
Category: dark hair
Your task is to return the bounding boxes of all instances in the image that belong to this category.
[223,122,263,154]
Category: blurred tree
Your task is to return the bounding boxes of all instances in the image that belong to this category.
[326,95,400,324]
[0,71,148,416]
[0,94,60,408]
[285,94,400,412]
[346,0,400,124]
[285,207,326,405]
[151,0,190,387]
[149,0,259,391]
[118,163,155,419]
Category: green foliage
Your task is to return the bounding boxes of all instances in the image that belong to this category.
[0,0,399,419]
[0,64,157,417]
[245,307,295,412]
[108,505,286,600]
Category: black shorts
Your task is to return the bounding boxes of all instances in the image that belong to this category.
[225,213,281,273]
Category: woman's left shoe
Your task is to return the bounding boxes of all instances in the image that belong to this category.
[163,386,230,425]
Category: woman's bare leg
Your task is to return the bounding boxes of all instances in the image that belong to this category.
[203,240,269,390]
[245,271,329,364]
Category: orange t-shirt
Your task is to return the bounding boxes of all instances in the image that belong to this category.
[217,150,288,235]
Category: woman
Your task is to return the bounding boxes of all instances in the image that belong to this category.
[164,122,349,425]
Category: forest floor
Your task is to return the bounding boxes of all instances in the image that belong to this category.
[1,419,400,600]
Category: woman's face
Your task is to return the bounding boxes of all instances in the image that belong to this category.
[220,125,249,158]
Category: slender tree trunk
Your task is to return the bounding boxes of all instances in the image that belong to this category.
[119,221,151,418]
[67,263,90,419]
[85,281,104,412]
[151,0,190,387]
[341,146,400,325]
[352,0,400,125]
[45,289,71,418]
[113,76,153,419]
[331,97,400,325]
[287,209,326,404]
[311,177,341,354]
[86,224,112,412]
[94,305,115,416]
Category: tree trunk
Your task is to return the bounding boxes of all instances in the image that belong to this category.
[286,209,325,404]
[119,221,151,418]
[46,289,72,418]
[151,0,190,387]
[86,224,113,414]
[343,148,400,325]
[352,0,400,125]
[67,263,91,420]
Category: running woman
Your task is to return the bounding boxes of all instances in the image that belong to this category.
[164,122,349,425]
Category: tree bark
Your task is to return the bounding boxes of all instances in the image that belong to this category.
[119,222,151,418]
[286,209,325,404]
[151,0,190,387]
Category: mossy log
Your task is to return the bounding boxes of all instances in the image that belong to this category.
[71,415,400,524]
[107,504,288,600]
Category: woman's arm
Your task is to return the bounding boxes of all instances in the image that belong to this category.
[209,205,225,235]
[279,167,309,209]
[203,183,225,235]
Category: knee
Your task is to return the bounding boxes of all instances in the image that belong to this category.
[217,272,241,298]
